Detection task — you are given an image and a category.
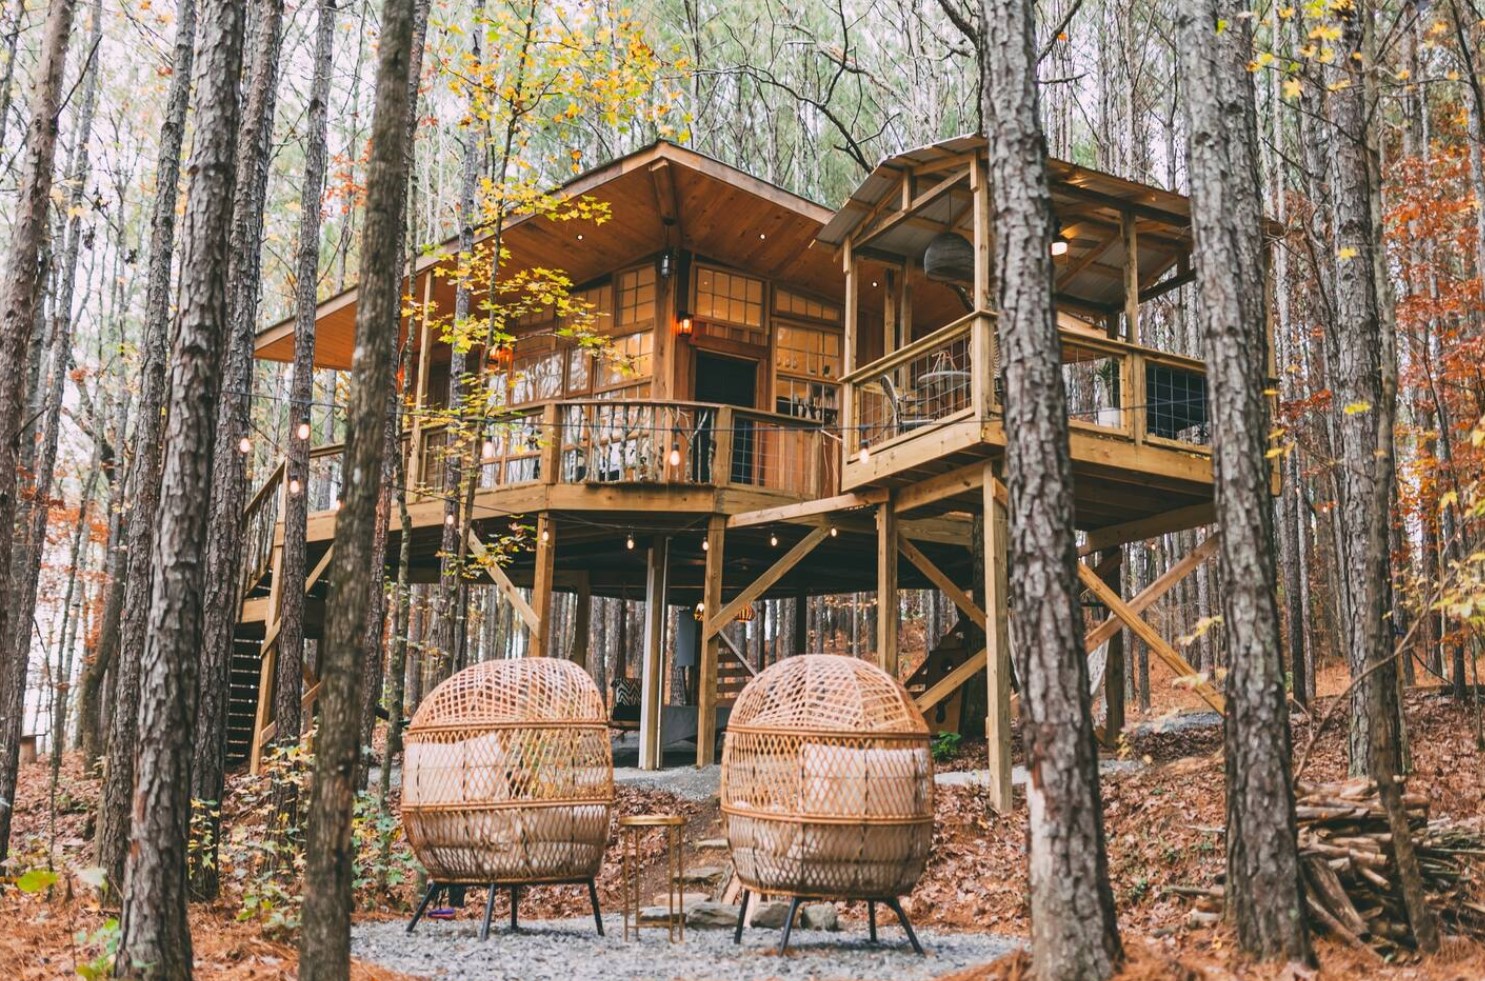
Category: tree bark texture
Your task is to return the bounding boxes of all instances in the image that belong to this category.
[191,0,284,901]
[115,0,243,974]
[298,1,417,976]
[1318,0,1439,954]
[0,0,76,866]
[278,0,337,754]
[95,0,197,894]
[980,0,1122,977]
[1175,0,1311,962]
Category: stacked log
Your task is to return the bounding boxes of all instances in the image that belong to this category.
[1179,777,1484,952]
[1295,778,1483,951]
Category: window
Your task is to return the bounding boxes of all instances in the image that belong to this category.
[596,331,653,391]
[568,285,612,335]
[566,346,592,396]
[774,289,840,324]
[695,267,763,327]
[774,323,842,424]
[510,350,564,404]
[615,266,657,328]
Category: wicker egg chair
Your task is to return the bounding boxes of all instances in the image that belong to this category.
[720,654,934,954]
[401,657,613,939]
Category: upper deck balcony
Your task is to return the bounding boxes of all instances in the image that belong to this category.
[818,137,1220,533]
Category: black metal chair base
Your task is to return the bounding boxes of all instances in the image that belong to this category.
[408,878,605,940]
[731,888,924,956]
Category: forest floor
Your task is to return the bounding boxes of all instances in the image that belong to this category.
[2,679,1482,980]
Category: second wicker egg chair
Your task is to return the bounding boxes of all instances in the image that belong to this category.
[720,654,935,954]
[401,657,614,939]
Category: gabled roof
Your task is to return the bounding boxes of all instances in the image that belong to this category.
[818,135,1197,317]
[256,141,841,369]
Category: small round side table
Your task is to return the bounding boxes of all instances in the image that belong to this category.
[618,813,686,942]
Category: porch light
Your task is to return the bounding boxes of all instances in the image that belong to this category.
[693,601,705,621]
[491,346,513,369]
[676,312,694,337]
[659,249,675,279]
[734,603,756,623]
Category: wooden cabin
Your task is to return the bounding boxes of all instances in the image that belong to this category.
[235,138,1231,808]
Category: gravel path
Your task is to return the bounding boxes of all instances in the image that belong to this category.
[615,764,722,801]
[353,915,1019,981]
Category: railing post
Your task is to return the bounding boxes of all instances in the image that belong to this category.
[540,402,560,484]
[713,405,734,488]
[1129,351,1147,445]
[971,313,995,420]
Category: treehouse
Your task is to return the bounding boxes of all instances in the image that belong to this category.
[233,138,1233,809]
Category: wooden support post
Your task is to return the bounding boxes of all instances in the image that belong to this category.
[570,571,592,668]
[982,463,1012,813]
[696,516,726,767]
[639,536,671,771]
[1099,547,1125,746]
[408,271,434,489]
[1120,209,1140,345]
[792,588,807,656]
[249,473,290,775]
[877,501,899,677]
[841,240,857,454]
[531,514,555,656]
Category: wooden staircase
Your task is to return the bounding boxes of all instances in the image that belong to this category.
[717,641,755,707]
[225,631,264,766]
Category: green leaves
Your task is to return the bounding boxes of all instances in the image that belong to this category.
[14,868,59,893]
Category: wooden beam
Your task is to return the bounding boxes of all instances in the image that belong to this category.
[1083,534,1219,653]
[1121,209,1140,344]
[1080,503,1215,554]
[696,517,726,766]
[857,168,968,251]
[892,462,986,515]
[1077,562,1225,713]
[970,154,992,311]
[983,463,1012,812]
[467,530,540,633]
[917,647,986,714]
[705,526,830,636]
[897,537,986,630]
[877,502,899,676]
[1056,232,1119,290]
[725,490,885,529]
[531,514,556,656]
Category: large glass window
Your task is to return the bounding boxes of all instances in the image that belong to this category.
[774,322,841,423]
[695,267,763,327]
[615,266,657,328]
[596,330,653,392]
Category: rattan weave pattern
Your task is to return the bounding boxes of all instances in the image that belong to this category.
[402,658,614,885]
[721,655,934,900]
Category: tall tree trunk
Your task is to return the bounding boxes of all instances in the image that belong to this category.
[278,0,337,760]
[1176,1,1310,962]
[298,0,417,974]
[980,0,1122,977]
[94,0,196,895]
[115,0,243,973]
[0,0,27,161]
[1317,0,1440,954]
[0,0,76,867]
[191,0,284,901]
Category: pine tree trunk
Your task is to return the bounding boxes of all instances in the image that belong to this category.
[1317,0,1440,953]
[95,0,196,894]
[190,0,284,901]
[1175,1,1310,961]
[980,0,1121,976]
[116,0,244,973]
[297,1,417,975]
[279,0,337,756]
[0,0,77,867]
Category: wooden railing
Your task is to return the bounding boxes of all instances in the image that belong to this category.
[841,309,1211,471]
[240,461,284,597]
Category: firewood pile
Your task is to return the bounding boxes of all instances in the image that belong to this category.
[1294,777,1485,951]
[1179,777,1485,953]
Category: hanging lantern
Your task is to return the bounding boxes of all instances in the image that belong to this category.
[923,231,974,283]
[693,601,705,621]
[733,603,756,623]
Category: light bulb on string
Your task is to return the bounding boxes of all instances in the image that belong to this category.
[858,441,871,464]
[829,527,837,537]
[541,528,550,543]
[288,478,302,496]
[668,442,681,467]
[769,533,778,547]
[238,436,252,454]
[626,532,635,550]
[297,421,311,441]
[481,439,496,460]
[701,539,708,552]
[445,513,455,526]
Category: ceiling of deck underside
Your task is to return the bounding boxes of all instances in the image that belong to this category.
[255,143,848,370]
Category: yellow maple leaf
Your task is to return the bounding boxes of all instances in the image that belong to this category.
[1337,246,1358,260]
[1343,400,1371,415]
[1283,78,1303,99]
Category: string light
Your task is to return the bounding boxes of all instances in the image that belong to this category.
[668,442,681,467]
[829,526,837,537]
[626,532,635,550]
[331,499,342,512]
[238,436,252,454]
[297,421,311,440]
[445,513,455,526]
[541,528,550,543]
[769,533,778,547]
[858,442,871,463]
[288,478,302,495]
[481,439,496,460]
[701,538,708,551]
